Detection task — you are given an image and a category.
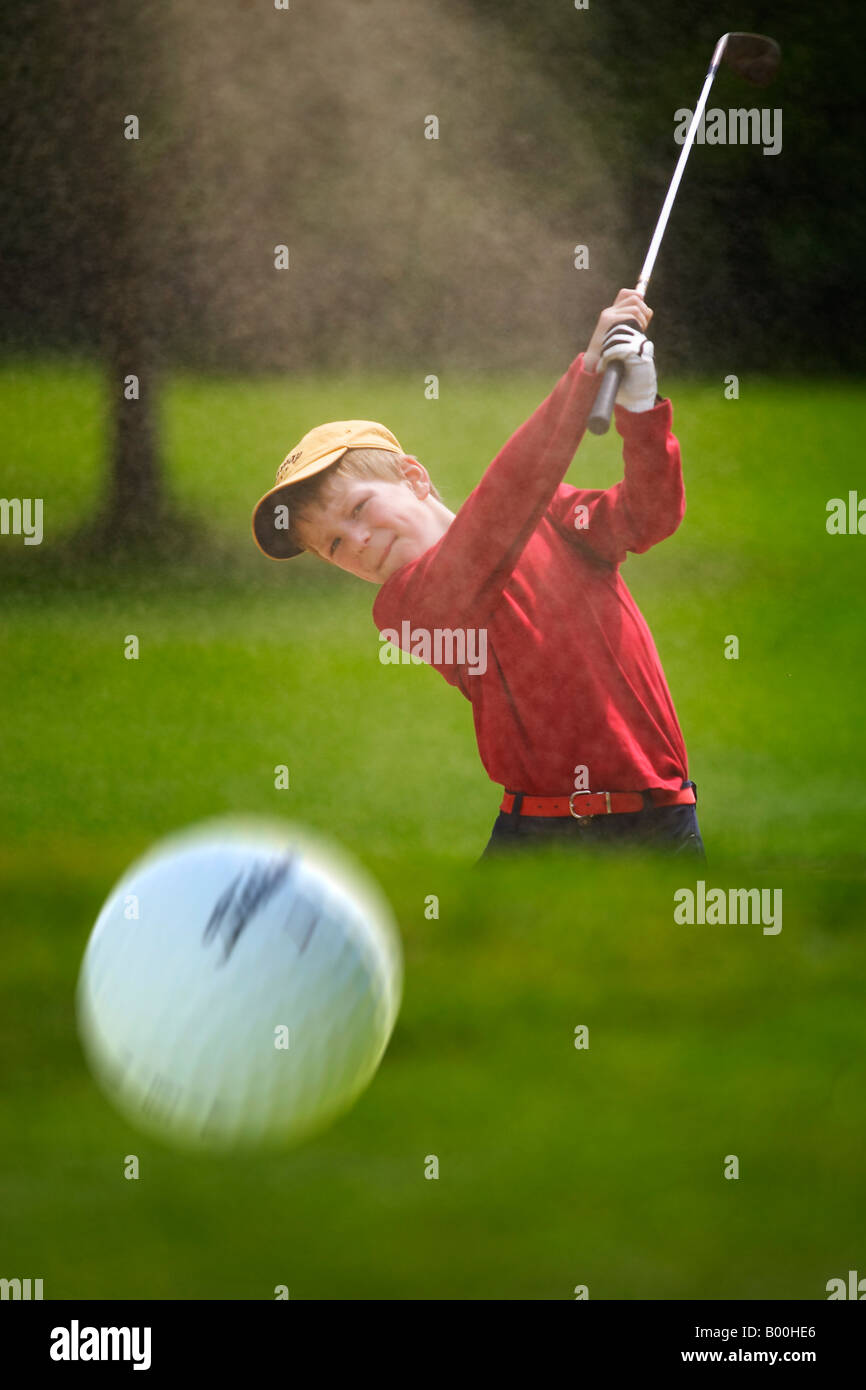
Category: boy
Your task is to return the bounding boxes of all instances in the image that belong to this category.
[252,289,705,860]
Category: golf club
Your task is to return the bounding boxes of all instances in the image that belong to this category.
[587,32,781,436]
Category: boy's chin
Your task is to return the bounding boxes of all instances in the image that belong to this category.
[378,540,405,577]
[383,545,419,578]
[366,536,421,582]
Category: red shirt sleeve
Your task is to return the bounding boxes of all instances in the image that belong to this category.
[546,398,685,568]
[374,353,602,630]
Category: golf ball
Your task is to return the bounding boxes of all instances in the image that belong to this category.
[76,819,402,1151]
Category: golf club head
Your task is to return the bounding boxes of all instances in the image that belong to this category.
[722,33,781,87]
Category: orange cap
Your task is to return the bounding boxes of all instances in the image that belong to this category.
[251,420,404,560]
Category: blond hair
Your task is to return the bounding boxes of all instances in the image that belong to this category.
[287,446,441,554]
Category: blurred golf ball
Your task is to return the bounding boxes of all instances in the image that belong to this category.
[76,819,402,1151]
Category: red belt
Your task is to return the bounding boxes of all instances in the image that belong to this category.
[500,786,696,819]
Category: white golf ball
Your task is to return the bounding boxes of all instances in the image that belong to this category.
[76,819,402,1151]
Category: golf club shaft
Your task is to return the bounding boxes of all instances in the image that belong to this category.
[636,34,730,293]
[587,34,732,435]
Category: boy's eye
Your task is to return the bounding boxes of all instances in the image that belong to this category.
[330,499,366,556]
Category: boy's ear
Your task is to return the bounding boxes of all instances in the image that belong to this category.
[398,453,428,489]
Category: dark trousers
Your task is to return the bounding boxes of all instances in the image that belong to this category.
[477,780,706,862]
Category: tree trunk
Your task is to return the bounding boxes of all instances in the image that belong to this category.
[98,232,165,544]
[77,0,171,553]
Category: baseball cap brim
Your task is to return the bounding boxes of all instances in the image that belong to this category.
[251,448,349,560]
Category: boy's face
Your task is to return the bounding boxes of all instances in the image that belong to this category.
[296,458,450,584]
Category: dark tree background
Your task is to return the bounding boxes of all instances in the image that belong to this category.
[3,0,862,373]
[0,0,862,545]
[470,0,866,375]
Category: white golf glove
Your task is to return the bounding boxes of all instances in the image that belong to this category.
[598,323,658,412]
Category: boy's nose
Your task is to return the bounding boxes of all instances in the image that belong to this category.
[352,523,373,558]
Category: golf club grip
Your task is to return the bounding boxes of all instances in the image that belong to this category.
[587,360,624,436]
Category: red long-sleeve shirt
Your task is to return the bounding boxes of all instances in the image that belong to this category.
[371,353,690,795]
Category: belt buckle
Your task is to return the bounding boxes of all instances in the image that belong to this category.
[569,790,612,822]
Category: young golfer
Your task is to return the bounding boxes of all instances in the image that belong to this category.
[252,289,705,860]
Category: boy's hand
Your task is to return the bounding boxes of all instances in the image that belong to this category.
[583,289,652,373]
[598,322,658,412]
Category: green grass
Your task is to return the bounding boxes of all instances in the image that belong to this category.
[1,360,864,1299]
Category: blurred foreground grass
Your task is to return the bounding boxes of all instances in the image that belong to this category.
[1,846,863,1299]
